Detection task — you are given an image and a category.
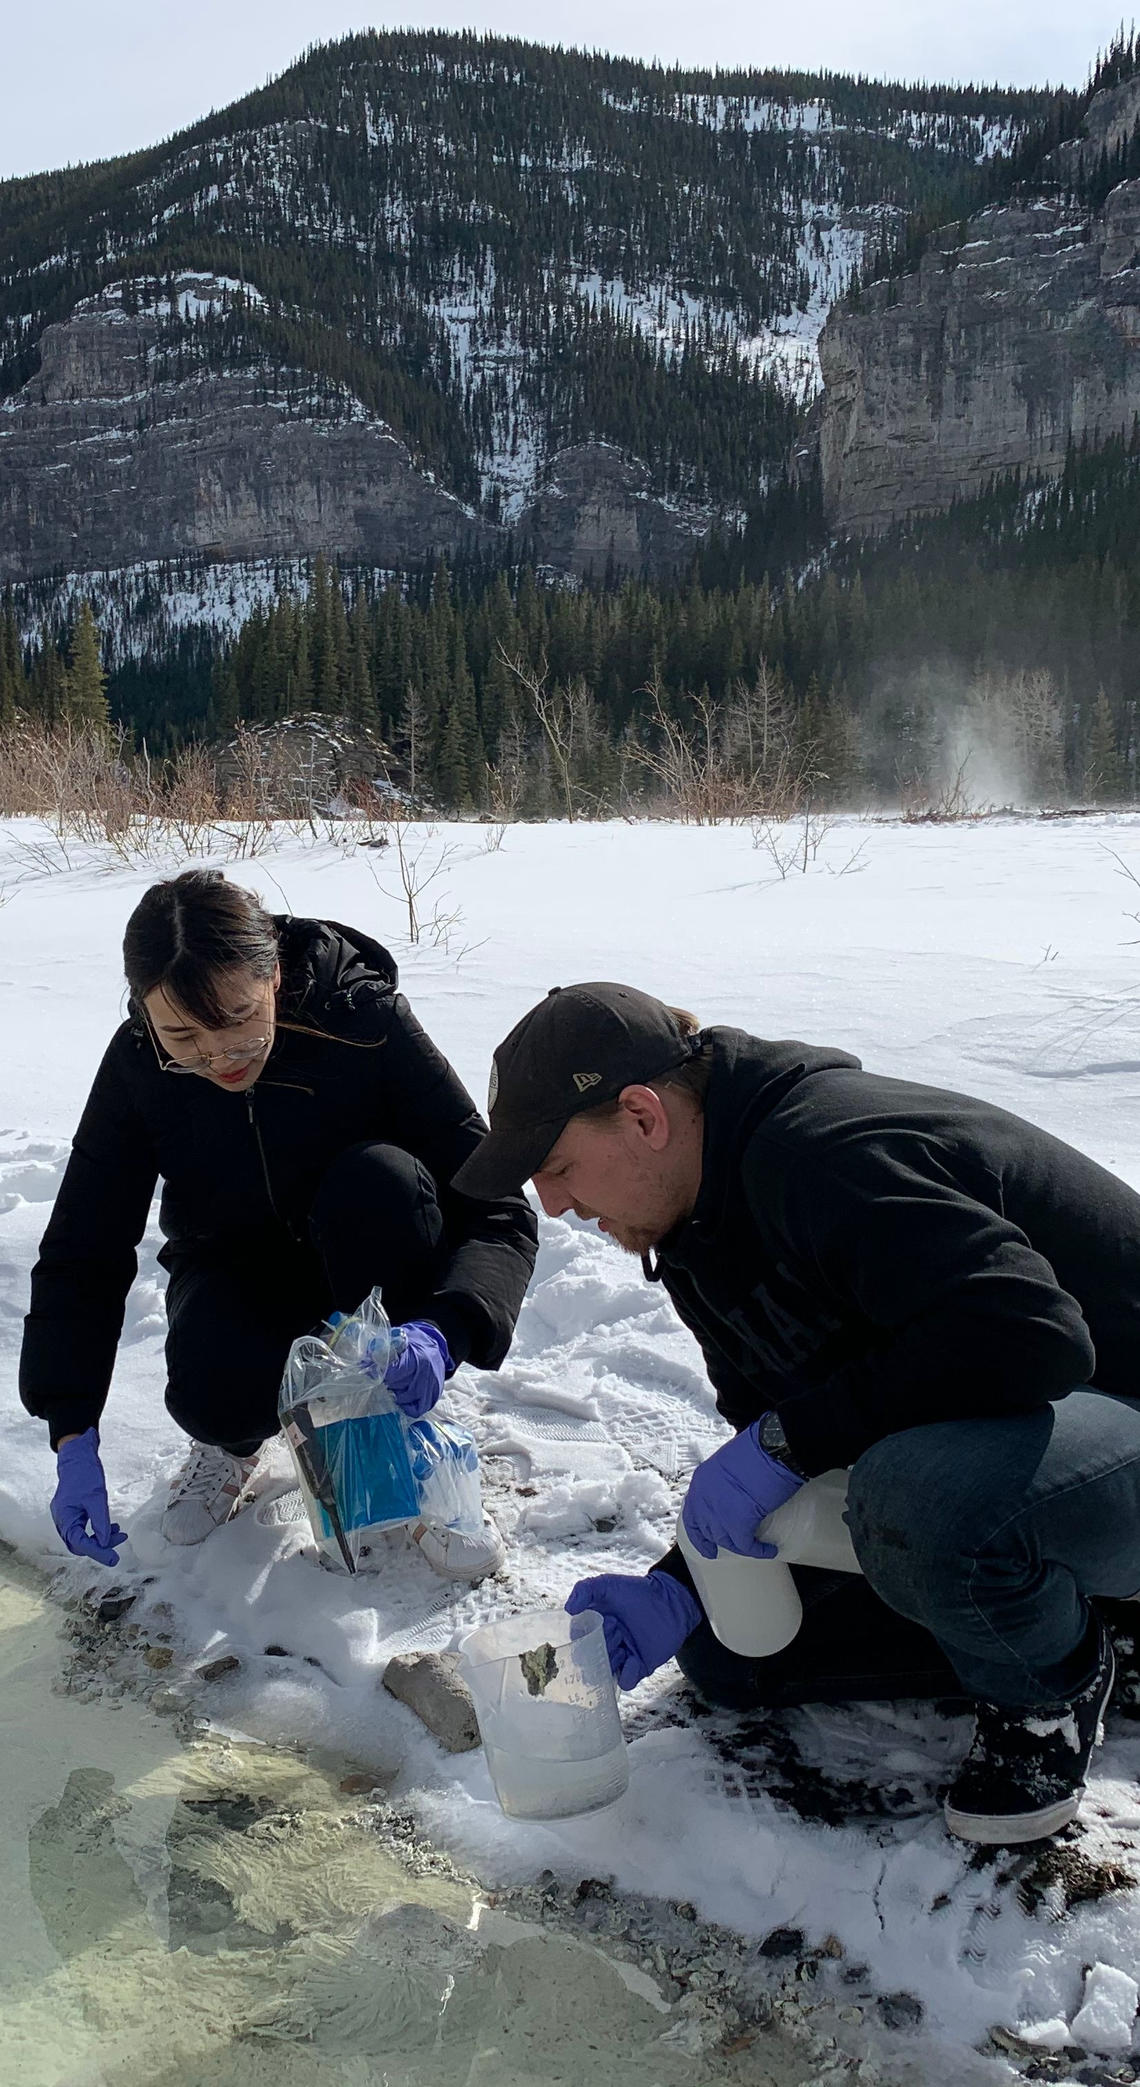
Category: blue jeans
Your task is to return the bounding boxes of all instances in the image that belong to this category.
[845,1391,1140,1709]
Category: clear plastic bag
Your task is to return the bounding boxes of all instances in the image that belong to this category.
[278,1287,484,1573]
[409,1415,483,1536]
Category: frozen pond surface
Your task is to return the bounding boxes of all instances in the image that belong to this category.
[1,1553,831,2087]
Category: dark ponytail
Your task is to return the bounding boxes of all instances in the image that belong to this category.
[124,871,279,1028]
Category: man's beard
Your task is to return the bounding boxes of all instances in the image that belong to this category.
[600,1220,660,1256]
[570,1202,665,1257]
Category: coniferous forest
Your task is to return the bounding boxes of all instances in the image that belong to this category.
[2,31,1140,810]
[4,432,1140,811]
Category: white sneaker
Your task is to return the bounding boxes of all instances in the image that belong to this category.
[162,1443,260,1546]
[411,1513,505,1582]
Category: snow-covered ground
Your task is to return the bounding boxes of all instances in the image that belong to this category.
[3,811,1140,2068]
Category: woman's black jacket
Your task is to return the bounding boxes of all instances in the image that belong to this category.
[20,917,538,1447]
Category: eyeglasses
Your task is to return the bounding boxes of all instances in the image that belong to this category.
[144,1013,273,1076]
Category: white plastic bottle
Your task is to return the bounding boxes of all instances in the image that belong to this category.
[675,1468,860,1659]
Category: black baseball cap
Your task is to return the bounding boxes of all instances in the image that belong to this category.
[452,982,699,1199]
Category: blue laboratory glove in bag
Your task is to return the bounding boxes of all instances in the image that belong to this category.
[566,1570,702,1689]
[383,1320,452,1418]
[682,1420,805,1560]
[51,1428,127,1567]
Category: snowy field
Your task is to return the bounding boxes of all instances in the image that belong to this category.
[3,810,1140,2070]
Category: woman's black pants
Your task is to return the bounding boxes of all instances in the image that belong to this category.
[163,1142,449,1457]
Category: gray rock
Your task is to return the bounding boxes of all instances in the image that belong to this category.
[197,1654,242,1682]
[876,1991,924,2031]
[95,1589,137,1623]
[759,1926,805,1958]
[382,1651,480,1753]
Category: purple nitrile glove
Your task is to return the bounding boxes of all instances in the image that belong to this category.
[681,1420,804,1561]
[383,1320,453,1418]
[50,1428,127,1568]
[566,1570,703,1690]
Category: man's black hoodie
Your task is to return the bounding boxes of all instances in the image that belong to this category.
[20,917,538,1446]
[651,1028,1140,1480]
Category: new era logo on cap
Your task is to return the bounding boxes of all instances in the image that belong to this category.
[572,1071,602,1092]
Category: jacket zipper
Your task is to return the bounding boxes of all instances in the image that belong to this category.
[247,1091,284,1226]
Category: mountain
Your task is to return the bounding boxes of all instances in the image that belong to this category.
[0,30,1046,603]
[819,54,1140,534]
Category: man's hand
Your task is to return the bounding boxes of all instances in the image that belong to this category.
[566,1570,702,1688]
[681,1421,804,1560]
[50,1428,127,1567]
[383,1321,453,1418]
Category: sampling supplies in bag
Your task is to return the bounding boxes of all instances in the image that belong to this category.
[278,1287,484,1574]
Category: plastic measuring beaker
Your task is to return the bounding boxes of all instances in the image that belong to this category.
[459,1607,629,1820]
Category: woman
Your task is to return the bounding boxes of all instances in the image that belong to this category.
[20,870,537,1574]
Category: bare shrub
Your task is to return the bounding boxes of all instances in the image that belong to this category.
[0,718,61,818]
[898,753,980,824]
[969,667,1065,802]
[0,712,397,869]
[485,710,529,824]
[160,742,224,856]
[751,807,838,877]
[629,676,815,825]
[367,813,458,944]
[497,650,606,821]
[0,716,150,849]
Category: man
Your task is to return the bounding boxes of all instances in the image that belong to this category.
[453,983,1140,1845]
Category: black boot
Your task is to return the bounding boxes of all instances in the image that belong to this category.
[944,1623,1115,1845]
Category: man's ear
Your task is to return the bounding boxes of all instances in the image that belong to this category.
[616,1084,671,1151]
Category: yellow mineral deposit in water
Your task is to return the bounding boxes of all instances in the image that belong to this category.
[1,1553,814,2087]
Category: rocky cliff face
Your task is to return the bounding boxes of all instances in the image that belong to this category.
[521,445,708,581]
[1055,72,1140,179]
[0,280,709,585]
[0,284,496,581]
[818,77,1140,536]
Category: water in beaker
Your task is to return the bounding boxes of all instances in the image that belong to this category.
[460,1607,630,1821]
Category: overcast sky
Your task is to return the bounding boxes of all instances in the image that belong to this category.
[0,1,1128,182]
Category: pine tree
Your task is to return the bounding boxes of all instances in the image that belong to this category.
[210,657,241,733]
[326,573,352,713]
[65,602,109,730]
[287,605,314,715]
[0,597,26,727]
[28,631,69,727]
[346,593,375,724]
[308,555,339,712]
[1084,688,1126,803]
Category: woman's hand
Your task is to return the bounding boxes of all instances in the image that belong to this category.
[383,1321,453,1417]
[51,1428,127,1567]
